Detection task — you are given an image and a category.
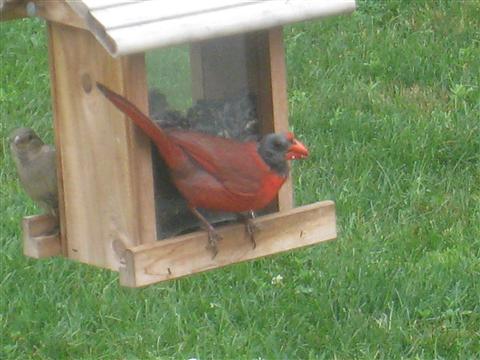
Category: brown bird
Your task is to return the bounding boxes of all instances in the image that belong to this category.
[97,83,309,256]
[9,128,58,217]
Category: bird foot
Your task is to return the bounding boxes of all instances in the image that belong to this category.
[205,229,223,259]
[244,218,259,249]
[189,207,223,259]
[238,211,259,249]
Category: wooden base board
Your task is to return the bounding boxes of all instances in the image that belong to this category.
[22,214,61,258]
[22,201,336,287]
[119,200,336,287]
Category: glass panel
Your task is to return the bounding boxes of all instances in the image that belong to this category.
[146,36,262,239]
[147,45,192,112]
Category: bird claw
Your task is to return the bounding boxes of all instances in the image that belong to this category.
[206,229,222,259]
[244,218,259,249]
[236,211,260,249]
[188,207,222,259]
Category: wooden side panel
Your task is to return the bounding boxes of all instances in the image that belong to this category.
[48,22,156,270]
[119,201,336,287]
[252,28,289,134]
[253,27,293,211]
[190,27,292,211]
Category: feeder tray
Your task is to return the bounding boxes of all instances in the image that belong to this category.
[3,0,356,287]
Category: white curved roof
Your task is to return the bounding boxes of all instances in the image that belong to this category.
[67,0,356,57]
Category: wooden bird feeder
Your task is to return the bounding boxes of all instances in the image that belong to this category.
[3,0,356,287]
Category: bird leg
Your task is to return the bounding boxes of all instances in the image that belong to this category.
[189,207,222,258]
[237,210,259,249]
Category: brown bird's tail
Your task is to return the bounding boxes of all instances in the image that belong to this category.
[96,83,185,167]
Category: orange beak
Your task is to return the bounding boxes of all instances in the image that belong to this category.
[286,138,309,160]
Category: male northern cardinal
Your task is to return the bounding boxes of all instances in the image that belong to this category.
[97,83,308,256]
[9,128,58,217]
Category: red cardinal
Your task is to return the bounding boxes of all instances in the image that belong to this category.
[97,83,308,256]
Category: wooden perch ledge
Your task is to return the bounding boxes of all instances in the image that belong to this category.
[119,200,336,287]
[23,214,61,259]
[23,197,336,287]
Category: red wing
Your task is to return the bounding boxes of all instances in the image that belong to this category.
[168,130,271,196]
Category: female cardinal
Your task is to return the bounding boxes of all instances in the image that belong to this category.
[97,83,308,256]
[10,128,58,217]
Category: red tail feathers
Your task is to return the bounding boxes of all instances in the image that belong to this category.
[96,83,184,167]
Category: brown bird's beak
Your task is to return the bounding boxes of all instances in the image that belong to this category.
[286,138,309,160]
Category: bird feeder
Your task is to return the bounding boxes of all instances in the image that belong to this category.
[3,0,356,287]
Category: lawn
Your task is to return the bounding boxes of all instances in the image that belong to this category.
[1,1,479,358]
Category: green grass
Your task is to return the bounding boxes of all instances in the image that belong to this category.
[1,1,480,358]
[146,45,192,111]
